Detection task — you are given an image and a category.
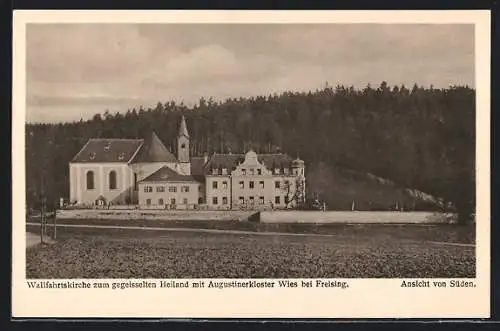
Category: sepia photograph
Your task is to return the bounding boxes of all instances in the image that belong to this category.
[24,22,477,279]
[12,10,491,318]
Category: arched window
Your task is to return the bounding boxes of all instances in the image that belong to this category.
[109,171,117,190]
[86,171,95,190]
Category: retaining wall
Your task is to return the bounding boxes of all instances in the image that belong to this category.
[56,209,457,224]
[56,209,256,221]
[258,211,457,224]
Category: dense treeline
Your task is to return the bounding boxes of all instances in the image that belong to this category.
[26,82,475,222]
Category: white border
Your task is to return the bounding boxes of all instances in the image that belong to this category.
[12,10,491,318]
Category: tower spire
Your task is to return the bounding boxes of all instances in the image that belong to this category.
[177,115,191,175]
[179,115,189,138]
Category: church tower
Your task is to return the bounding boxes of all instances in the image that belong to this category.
[177,115,191,175]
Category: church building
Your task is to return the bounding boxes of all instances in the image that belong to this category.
[69,116,306,210]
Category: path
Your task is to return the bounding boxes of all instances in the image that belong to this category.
[25,222,475,247]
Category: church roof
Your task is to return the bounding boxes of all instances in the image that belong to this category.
[178,115,189,138]
[130,132,178,163]
[70,139,144,163]
[141,166,203,183]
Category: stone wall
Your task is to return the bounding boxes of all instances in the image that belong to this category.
[56,209,256,221]
[258,211,457,224]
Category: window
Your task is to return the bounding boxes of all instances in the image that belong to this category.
[118,152,126,161]
[156,186,165,193]
[198,197,204,204]
[284,180,290,187]
[239,196,244,204]
[158,199,164,205]
[213,197,218,205]
[250,168,255,175]
[144,186,153,193]
[169,186,177,192]
[181,143,186,149]
[257,169,262,175]
[183,198,188,205]
[275,168,280,175]
[222,197,228,205]
[212,168,218,175]
[249,181,254,189]
[89,152,96,160]
[241,169,246,175]
[86,171,95,190]
[170,198,176,205]
[259,181,264,189]
[259,196,265,204]
[222,181,228,189]
[182,186,189,193]
[134,173,138,191]
[284,168,289,175]
[275,196,281,204]
[275,181,281,189]
[109,171,117,189]
[212,181,218,189]
[239,181,244,189]
[146,199,151,205]
[222,168,228,175]
[249,196,255,204]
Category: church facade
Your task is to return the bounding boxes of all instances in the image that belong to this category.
[69,116,306,210]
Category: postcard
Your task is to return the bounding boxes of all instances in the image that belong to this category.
[12,9,490,318]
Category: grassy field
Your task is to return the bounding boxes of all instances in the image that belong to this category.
[26,223,475,279]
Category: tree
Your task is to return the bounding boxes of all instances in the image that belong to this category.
[282,177,306,209]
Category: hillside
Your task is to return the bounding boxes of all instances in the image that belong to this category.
[306,162,444,211]
[25,82,474,220]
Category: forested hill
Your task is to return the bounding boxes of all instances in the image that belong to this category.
[26,82,475,221]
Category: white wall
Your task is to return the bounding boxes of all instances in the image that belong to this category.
[259,211,457,224]
[69,163,134,205]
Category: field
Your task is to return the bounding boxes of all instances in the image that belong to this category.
[26,222,475,279]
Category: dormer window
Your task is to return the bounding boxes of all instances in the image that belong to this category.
[242,169,246,176]
[104,142,111,151]
[274,168,280,175]
[257,169,262,175]
[89,152,96,160]
[250,168,255,175]
[212,168,218,175]
[118,152,126,161]
[284,168,290,175]
[222,168,228,175]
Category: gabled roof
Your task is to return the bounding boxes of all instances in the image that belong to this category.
[258,154,295,169]
[140,166,203,183]
[130,132,178,163]
[190,156,207,175]
[71,139,144,163]
[200,152,295,174]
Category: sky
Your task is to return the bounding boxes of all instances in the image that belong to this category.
[25,23,475,123]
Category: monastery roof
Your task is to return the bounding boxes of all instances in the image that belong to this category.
[199,152,295,174]
[190,156,207,175]
[70,138,144,163]
[141,166,204,183]
[130,132,178,163]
